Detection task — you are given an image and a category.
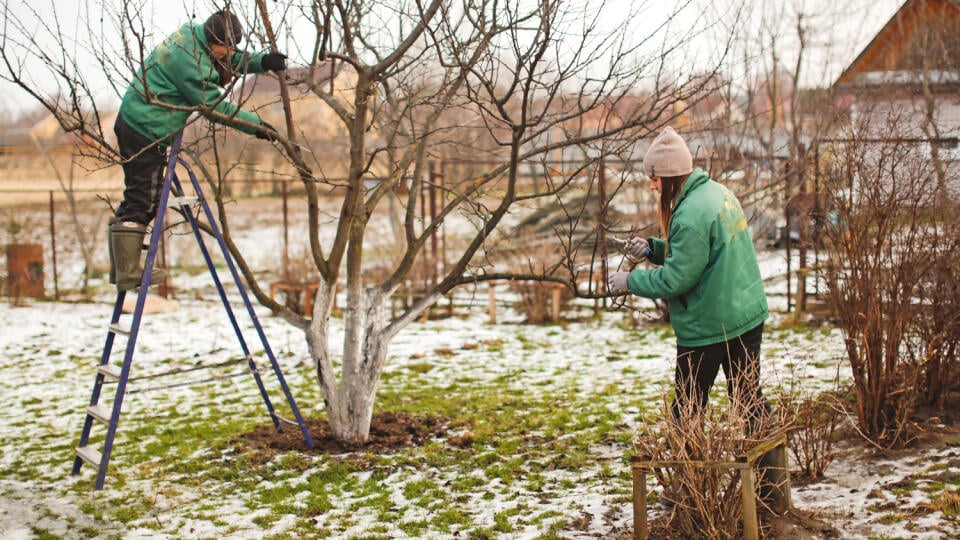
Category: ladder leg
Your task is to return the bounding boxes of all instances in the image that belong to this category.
[169,174,282,431]
[176,160,314,448]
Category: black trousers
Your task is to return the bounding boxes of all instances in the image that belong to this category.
[671,323,769,430]
[113,115,168,225]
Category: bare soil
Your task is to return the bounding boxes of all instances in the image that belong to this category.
[236,411,451,457]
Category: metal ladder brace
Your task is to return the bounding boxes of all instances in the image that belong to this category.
[72,132,314,490]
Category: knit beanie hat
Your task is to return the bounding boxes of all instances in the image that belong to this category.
[642,126,693,178]
[204,10,244,46]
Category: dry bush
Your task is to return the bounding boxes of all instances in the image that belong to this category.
[908,229,960,408]
[274,245,321,316]
[778,390,845,479]
[819,115,958,447]
[509,281,572,324]
[496,230,577,324]
[634,386,792,539]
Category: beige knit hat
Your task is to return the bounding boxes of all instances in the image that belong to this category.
[642,126,693,178]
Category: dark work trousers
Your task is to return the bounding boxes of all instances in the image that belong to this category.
[113,114,168,225]
[671,323,770,433]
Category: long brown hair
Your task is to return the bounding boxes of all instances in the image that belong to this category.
[212,57,235,87]
[658,174,689,240]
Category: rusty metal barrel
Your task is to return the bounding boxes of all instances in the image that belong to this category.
[6,243,44,297]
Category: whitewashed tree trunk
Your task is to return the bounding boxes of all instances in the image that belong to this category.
[307,279,436,443]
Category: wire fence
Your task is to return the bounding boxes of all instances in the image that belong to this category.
[0,168,803,320]
[0,179,296,300]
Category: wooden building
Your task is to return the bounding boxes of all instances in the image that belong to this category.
[834,0,960,146]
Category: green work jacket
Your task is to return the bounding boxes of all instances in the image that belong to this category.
[118,22,269,144]
[627,169,769,347]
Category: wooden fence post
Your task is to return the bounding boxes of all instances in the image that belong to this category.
[488,282,496,324]
[738,462,759,540]
[631,458,648,540]
[551,284,561,322]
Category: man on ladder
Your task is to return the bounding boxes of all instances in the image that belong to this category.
[110,8,287,290]
[72,7,312,491]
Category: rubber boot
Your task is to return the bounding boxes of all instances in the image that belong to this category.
[107,218,120,284]
[110,221,168,291]
[108,226,116,285]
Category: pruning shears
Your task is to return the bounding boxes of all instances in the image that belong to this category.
[609,236,649,269]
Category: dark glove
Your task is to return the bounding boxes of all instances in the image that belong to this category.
[261,52,287,72]
[255,120,278,141]
[607,271,631,295]
[623,237,651,263]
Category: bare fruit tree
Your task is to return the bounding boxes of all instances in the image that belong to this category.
[2,0,739,443]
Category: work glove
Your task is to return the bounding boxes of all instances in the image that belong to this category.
[607,271,631,295]
[261,52,287,72]
[255,120,278,141]
[623,237,650,263]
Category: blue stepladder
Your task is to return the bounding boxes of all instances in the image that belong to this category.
[72,130,315,490]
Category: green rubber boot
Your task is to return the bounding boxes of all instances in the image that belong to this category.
[110,221,168,291]
[108,225,116,285]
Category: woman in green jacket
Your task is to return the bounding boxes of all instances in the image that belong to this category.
[607,127,770,427]
[110,9,287,290]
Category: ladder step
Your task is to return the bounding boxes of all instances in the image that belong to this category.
[97,364,122,380]
[276,415,299,426]
[76,445,102,467]
[88,404,115,424]
[109,323,130,336]
[170,196,199,206]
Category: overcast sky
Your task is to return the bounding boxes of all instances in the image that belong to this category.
[0,0,905,121]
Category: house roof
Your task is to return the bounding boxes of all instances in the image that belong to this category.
[835,0,960,88]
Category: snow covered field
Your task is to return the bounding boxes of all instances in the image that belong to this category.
[0,264,957,537]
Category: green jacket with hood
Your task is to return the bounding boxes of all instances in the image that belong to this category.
[119,22,269,144]
[627,168,768,347]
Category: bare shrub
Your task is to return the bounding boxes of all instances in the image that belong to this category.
[819,114,955,447]
[634,385,792,539]
[282,245,321,286]
[274,246,320,316]
[510,281,572,324]
[908,223,960,408]
[779,390,844,479]
[500,231,576,324]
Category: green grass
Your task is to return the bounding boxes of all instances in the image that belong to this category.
[57,369,639,536]
[30,528,61,540]
[875,512,905,525]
